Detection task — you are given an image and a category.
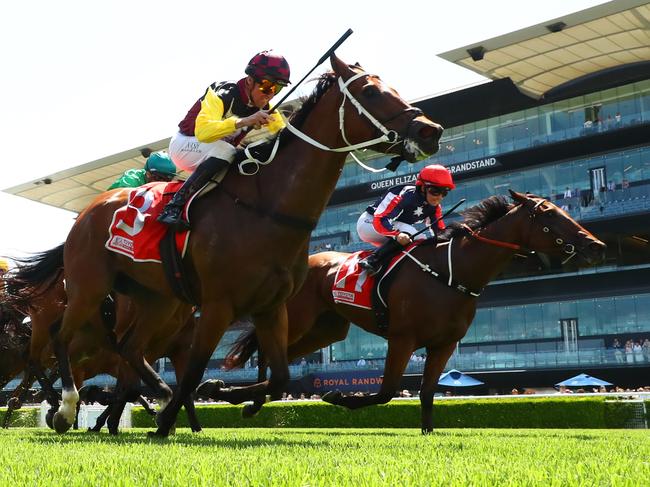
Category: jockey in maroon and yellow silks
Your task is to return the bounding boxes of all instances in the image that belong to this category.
[158,50,291,231]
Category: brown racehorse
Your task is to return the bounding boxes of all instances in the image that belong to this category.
[48,54,443,435]
[0,248,201,434]
[222,192,607,432]
[0,303,31,401]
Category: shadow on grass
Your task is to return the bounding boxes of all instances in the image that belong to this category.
[20,429,333,448]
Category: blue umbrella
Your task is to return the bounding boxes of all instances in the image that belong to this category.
[438,369,484,387]
[555,373,612,388]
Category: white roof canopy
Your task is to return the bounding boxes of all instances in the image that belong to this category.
[438,0,650,98]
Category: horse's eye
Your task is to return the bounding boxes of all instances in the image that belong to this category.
[363,85,380,98]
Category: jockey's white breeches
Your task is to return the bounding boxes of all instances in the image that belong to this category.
[169,132,237,173]
[356,211,426,247]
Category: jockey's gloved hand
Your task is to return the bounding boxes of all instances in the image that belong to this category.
[396,232,412,246]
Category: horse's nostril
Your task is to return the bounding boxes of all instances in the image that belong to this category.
[417,124,436,140]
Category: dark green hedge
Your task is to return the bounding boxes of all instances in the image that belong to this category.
[132,397,631,429]
[0,407,39,428]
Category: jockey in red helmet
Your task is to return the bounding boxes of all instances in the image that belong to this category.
[158,51,291,230]
[358,164,455,275]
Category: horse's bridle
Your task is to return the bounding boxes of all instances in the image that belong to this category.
[238,70,424,175]
[462,198,580,261]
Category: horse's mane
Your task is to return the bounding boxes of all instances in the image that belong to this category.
[234,71,339,163]
[440,195,513,240]
[287,71,338,129]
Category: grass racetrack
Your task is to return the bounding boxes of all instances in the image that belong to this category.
[0,428,648,486]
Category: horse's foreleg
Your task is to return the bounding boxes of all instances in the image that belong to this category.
[88,404,112,433]
[151,302,232,438]
[215,305,290,412]
[2,368,36,428]
[118,337,173,409]
[168,355,202,433]
[323,336,414,410]
[419,343,456,434]
[182,396,202,432]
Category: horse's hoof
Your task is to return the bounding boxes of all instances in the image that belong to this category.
[45,411,55,429]
[242,403,260,418]
[322,391,343,405]
[108,428,119,436]
[421,427,433,435]
[87,427,101,433]
[191,427,202,434]
[147,429,169,439]
[196,379,225,399]
[52,412,72,434]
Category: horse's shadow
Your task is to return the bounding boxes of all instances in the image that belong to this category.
[22,429,331,448]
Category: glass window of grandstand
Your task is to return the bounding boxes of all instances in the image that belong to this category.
[422,80,649,168]
[449,293,650,370]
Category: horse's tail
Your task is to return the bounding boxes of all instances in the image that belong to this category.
[1,244,65,311]
[224,328,259,370]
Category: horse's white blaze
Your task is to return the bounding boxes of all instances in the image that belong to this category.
[59,387,79,424]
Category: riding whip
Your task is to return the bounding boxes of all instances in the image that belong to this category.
[411,198,466,239]
[269,28,353,112]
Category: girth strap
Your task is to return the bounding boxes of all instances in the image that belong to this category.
[221,187,317,232]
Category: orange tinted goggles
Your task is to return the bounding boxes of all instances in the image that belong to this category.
[258,79,283,95]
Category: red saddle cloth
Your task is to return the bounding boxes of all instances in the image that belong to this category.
[105,182,190,263]
[332,244,416,309]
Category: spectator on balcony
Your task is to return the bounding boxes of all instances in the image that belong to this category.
[622,178,630,189]
[563,187,573,199]
[607,180,616,191]
[612,338,624,364]
[625,340,634,364]
[633,341,644,363]
[643,339,650,361]
[356,357,366,367]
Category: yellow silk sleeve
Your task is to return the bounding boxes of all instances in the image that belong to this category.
[265,109,286,134]
[194,88,239,143]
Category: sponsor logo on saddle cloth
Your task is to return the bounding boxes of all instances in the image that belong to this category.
[332,246,414,309]
[105,182,191,262]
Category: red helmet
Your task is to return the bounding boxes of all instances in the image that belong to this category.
[245,50,291,86]
[416,164,455,189]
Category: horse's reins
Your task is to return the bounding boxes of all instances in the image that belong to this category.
[239,70,423,176]
[460,199,579,264]
[231,71,423,231]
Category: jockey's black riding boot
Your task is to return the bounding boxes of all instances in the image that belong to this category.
[359,238,404,276]
[157,157,230,231]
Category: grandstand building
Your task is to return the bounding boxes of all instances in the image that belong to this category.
[5,1,650,392]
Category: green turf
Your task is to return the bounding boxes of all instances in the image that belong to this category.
[0,428,647,486]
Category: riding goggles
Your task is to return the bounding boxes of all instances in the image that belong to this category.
[258,79,283,96]
[426,186,449,197]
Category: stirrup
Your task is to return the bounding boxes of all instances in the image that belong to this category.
[359,258,381,276]
[157,206,190,231]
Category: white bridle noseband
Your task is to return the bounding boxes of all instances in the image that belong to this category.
[238,71,412,175]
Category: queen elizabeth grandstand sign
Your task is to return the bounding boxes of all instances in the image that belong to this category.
[329,156,501,205]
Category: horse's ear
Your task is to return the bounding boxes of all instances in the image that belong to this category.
[330,54,355,79]
[509,189,528,204]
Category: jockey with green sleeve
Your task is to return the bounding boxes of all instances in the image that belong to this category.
[108,151,178,190]
[157,50,291,231]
